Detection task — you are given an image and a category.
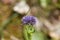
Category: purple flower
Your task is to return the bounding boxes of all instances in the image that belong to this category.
[22,15,36,25]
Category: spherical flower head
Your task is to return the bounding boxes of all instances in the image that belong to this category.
[22,15,36,25]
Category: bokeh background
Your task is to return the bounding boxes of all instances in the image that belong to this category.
[0,0,60,40]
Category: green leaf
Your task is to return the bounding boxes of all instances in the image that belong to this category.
[31,32,45,40]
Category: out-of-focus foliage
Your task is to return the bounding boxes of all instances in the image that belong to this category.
[0,0,60,40]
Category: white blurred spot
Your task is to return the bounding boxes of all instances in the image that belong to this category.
[13,0,30,14]
[10,35,19,40]
[1,38,4,40]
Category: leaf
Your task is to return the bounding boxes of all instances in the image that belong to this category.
[31,31,48,40]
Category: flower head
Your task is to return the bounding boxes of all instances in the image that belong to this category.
[22,15,36,25]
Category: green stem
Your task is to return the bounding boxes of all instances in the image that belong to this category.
[23,25,35,40]
[23,25,30,40]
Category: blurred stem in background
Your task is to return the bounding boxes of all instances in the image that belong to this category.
[0,13,19,40]
[40,0,47,8]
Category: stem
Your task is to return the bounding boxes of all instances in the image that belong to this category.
[23,24,35,40]
[23,25,29,40]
